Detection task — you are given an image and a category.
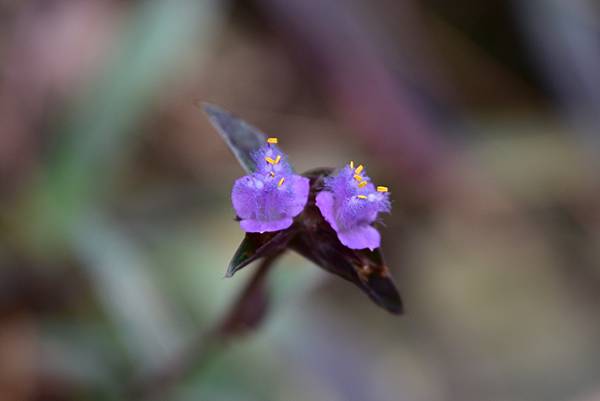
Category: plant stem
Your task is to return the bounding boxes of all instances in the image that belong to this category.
[129,255,278,400]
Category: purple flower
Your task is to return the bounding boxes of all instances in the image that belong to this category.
[232,138,310,233]
[316,162,390,250]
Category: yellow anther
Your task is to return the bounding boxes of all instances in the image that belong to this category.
[377,186,389,193]
[353,174,363,182]
[274,155,281,164]
[357,195,368,199]
[350,161,355,169]
[270,171,275,177]
[265,156,276,164]
[358,181,368,188]
[278,177,285,187]
[355,165,364,174]
[267,137,278,144]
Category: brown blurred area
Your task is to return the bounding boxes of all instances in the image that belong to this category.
[1,0,600,400]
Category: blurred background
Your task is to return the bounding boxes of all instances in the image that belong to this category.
[1,0,600,400]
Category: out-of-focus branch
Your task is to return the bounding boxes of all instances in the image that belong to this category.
[257,0,446,189]
[515,0,600,158]
[130,255,278,401]
[254,0,514,216]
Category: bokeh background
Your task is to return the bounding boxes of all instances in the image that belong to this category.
[2,0,600,400]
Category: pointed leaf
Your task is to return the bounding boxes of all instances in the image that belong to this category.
[290,226,403,314]
[203,103,266,173]
[291,169,403,314]
[350,248,403,314]
[227,229,296,277]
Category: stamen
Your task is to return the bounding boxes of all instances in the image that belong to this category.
[358,181,367,188]
[377,186,389,193]
[355,165,364,174]
[270,171,275,177]
[357,195,367,199]
[353,174,363,182]
[278,177,285,187]
[274,155,281,164]
[267,137,278,144]
[350,161,355,169]
[265,156,276,164]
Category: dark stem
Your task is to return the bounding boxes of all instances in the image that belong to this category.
[129,255,279,400]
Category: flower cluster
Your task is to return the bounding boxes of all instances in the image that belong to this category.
[231,138,309,233]
[316,162,390,250]
[231,138,390,250]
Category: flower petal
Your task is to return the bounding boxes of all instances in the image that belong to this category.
[231,176,261,219]
[337,225,381,251]
[316,190,338,231]
[286,175,310,217]
[240,218,294,233]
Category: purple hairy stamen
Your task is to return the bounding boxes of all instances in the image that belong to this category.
[316,162,390,250]
[231,138,309,233]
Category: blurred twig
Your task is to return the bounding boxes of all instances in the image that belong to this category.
[254,0,517,219]
[257,0,446,191]
[515,0,600,156]
[130,254,278,400]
